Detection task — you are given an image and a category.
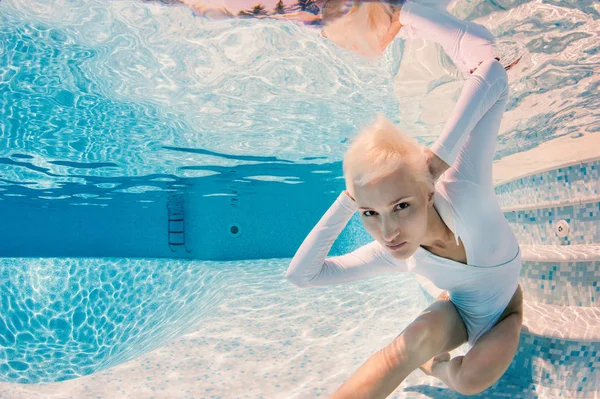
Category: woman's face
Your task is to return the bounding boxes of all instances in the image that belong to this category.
[352,166,433,259]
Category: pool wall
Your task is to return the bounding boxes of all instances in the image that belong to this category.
[0,160,370,260]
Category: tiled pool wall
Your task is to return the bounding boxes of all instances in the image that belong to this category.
[506,334,599,394]
[504,201,600,245]
[520,259,599,307]
[494,160,600,209]
[496,159,600,245]
[5,159,596,261]
[496,159,599,308]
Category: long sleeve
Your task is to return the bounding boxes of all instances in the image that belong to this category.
[398,2,496,76]
[431,59,508,183]
[398,1,509,183]
[285,192,407,288]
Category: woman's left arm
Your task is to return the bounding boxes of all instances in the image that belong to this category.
[429,60,509,185]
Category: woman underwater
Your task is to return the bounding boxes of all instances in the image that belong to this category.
[286,1,524,397]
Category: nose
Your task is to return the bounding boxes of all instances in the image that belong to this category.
[381,218,400,243]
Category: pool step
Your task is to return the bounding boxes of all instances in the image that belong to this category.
[501,197,600,246]
[494,158,600,246]
[494,158,599,210]
[519,244,600,307]
[501,194,600,213]
[509,301,600,396]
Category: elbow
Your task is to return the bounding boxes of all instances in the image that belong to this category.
[285,268,312,288]
[285,273,311,288]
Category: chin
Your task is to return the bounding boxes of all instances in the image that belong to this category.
[386,243,416,260]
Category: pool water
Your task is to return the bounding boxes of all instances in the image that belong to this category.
[0,0,599,397]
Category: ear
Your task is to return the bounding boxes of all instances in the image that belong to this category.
[426,190,435,207]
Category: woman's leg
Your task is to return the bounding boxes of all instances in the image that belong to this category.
[330,293,467,399]
[422,286,524,395]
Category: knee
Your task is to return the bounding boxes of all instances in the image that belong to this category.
[391,315,449,363]
[439,358,490,395]
[477,59,508,92]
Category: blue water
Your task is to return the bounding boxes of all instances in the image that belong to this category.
[0,0,599,394]
[1,0,596,205]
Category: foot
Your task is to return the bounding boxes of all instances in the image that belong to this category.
[419,352,451,376]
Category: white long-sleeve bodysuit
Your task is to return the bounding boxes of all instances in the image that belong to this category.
[286,3,521,346]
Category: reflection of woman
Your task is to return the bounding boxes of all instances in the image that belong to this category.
[321,0,497,68]
[286,2,524,398]
[256,10,322,24]
[177,0,324,24]
[177,0,516,73]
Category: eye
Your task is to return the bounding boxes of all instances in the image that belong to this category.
[362,210,377,217]
[395,202,410,211]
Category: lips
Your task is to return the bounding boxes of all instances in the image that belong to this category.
[386,241,406,250]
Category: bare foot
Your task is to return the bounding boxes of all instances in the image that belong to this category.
[419,352,451,376]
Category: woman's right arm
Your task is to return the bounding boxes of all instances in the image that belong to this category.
[285,191,407,288]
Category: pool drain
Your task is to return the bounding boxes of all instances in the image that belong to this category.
[229,224,242,237]
[556,220,569,238]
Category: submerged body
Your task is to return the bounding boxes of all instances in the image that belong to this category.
[287,2,524,397]
[286,58,520,347]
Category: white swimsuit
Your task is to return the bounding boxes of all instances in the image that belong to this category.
[286,3,521,346]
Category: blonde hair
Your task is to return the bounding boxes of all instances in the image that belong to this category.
[322,2,394,57]
[343,114,433,196]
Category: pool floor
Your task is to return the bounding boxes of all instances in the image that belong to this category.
[0,258,582,399]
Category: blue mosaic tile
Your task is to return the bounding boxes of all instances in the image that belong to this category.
[520,259,600,306]
[507,334,600,393]
[504,202,600,245]
[495,160,600,209]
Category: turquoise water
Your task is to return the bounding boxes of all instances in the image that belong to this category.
[1,0,596,197]
[0,0,599,395]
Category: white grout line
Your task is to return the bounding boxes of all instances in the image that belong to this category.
[501,194,600,212]
[520,244,600,262]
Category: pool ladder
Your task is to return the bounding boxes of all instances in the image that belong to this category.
[167,192,189,253]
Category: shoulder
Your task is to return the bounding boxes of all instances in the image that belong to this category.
[437,171,502,231]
